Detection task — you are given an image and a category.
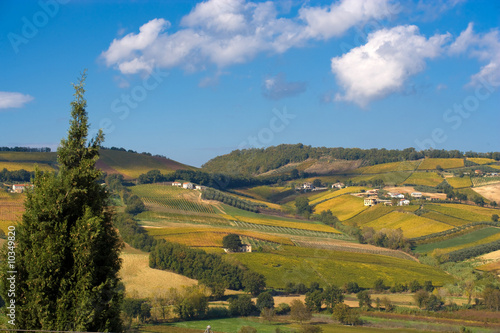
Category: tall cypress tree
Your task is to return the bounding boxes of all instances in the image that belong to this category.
[1,72,123,331]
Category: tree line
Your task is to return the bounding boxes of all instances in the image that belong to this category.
[0,146,51,152]
[0,168,34,182]
[201,188,265,212]
[202,144,500,176]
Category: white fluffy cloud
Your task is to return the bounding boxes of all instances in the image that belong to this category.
[262,73,307,100]
[331,25,450,106]
[299,0,396,40]
[101,0,394,74]
[450,23,500,87]
[0,92,34,110]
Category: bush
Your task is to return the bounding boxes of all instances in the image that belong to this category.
[229,295,256,317]
[275,303,291,315]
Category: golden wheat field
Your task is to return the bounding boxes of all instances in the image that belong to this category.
[120,247,197,298]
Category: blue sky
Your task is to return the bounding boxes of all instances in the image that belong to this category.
[1,0,499,167]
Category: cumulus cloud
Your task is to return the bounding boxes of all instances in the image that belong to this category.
[262,73,307,100]
[331,25,450,107]
[299,0,397,40]
[450,23,500,87]
[101,0,395,74]
[0,92,34,110]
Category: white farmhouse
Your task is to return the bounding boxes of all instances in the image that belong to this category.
[172,182,182,187]
[183,182,194,190]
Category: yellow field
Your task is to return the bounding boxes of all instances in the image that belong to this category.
[0,161,55,172]
[417,158,464,170]
[446,176,472,188]
[234,215,341,233]
[314,195,367,221]
[364,211,452,238]
[357,161,420,174]
[490,165,500,170]
[403,172,444,187]
[427,203,499,222]
[309,186,367,205]
[0,193,25,231]
[467,158,496,165]
[120,248,197,298]
[235,186,289,201]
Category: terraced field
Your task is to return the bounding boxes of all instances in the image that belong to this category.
[414,227,500,254]
[417,158,464,170]
[226,246,453,289]
[231,220,348,239]
[364,211,452,238]
[446,176,472,188]
[357,161,420,174]
[403,171,444,186]
[314,195,366,220]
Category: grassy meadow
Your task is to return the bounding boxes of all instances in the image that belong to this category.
[403,172,444,187]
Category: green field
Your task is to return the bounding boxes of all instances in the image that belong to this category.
[403,172,444,186]
[417,158,464,170]
[235,186,292,202]
[225,246,453,289]
[414,227,500,253]
[446,176,472,188]
[420,211,470,226]
[150,317,452,333]
[426,203,498,222]
[0,151,57,163]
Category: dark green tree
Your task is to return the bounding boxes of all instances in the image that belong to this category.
[229,295,256,316]
[356,290,372,309]
[323,285,344,312]
[0,72,123,331]
[222,233,243,252]
[242,271,266,296]
[256,291,275,311]
[295,197,312,216]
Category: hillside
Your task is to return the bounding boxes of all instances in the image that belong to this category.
[201,144,499,177]
[0,148,196,179]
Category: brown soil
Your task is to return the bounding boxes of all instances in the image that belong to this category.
[473,183,500,203]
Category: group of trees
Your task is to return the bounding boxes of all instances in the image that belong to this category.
[150,240,266,295]
[0,168,35,182]
[105,174,145,215]
[360,227,413,252]
[202,188,264,212]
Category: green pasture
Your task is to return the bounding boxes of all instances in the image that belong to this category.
[414,227,500,253]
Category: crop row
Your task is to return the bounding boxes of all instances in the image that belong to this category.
[142,196,215,214]
[232,220,351,240]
